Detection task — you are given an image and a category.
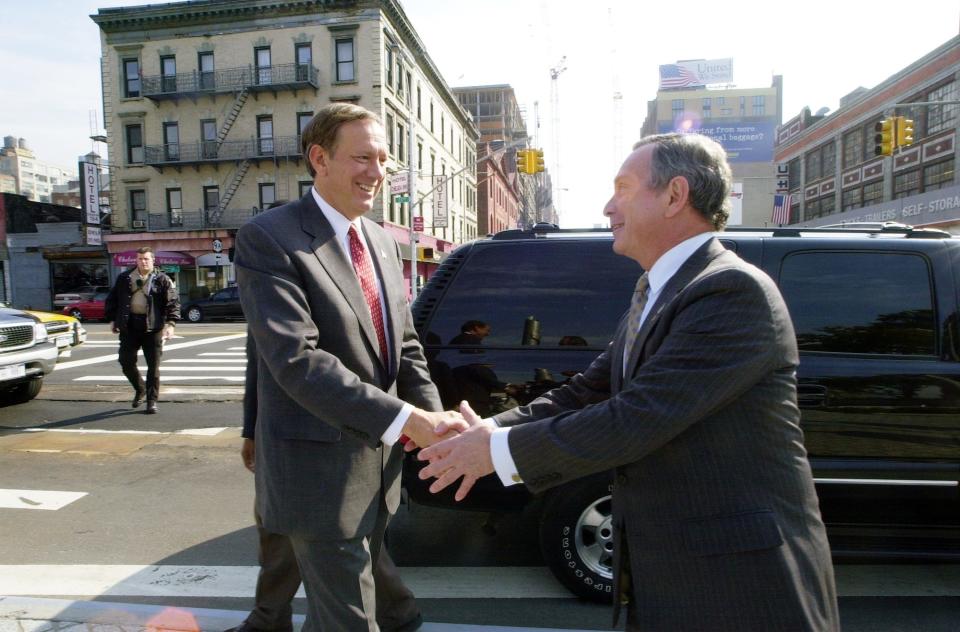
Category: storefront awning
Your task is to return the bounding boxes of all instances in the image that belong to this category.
[113,250,194,266]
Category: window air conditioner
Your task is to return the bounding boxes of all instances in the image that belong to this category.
[132,220,146,228]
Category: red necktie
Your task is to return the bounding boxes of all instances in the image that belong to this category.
[348,225,389,366]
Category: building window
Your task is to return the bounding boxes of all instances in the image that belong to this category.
[923,159,955,191]
[820,194,836,217]
[841,187,862,211]
[862,180,883,207]
[927,81,957,135]
[752,95,765,116]
[198,52,215,90]
[203,186,219,212]
[441,114,445,144]
[417,142,423,171]
[297,112,312,146]
[129,189,146,225]
[396,62,404,97]
[160,55,176,92]
[386,113,395,155]
[716,96,725,105]
[335,37,354,82]
[257,116,274,155]
[295,43,312,81]
[259,183,276,209]
[397,122,405,164]
[163,122,179,161]
[805,150,821,182]
[201,119,217,159]
[787,157,801,191]
[385,44,394,88]
[166,188,182,226]
[822,142,836,177]
[298,181,312,198]
[671,99,684,120]
[417,86,422,120]
[125,124,143,164]
[702,97,711,118]
[739,96,746,116]
[429,101,434,133]
[255,46,272,85]
[894,170,920,199]
[842,128,863,167]
[123,58,140,97]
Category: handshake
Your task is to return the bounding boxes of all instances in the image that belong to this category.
[400,402,499,502]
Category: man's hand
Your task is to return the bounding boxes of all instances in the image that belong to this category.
[417,401,496,501]
[162,323,175,341]
[111,321,119,334]
[402,408,468,449]
[241,438,255,473]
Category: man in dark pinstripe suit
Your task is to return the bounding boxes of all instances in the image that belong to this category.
[419,133,840,631]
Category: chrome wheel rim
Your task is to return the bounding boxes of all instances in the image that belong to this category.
[574,494,614,578]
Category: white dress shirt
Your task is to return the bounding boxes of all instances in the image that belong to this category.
[311,187,412,445]
[491,232,715,486]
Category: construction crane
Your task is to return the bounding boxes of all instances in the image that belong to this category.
[550,56,567,217]
[609,7,623,171]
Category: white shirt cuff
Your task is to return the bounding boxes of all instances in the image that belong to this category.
[381,403,414,446]
[491,426,522,486]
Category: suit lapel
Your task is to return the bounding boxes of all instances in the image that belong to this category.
[623,238,726,378]
[299,197,384,367]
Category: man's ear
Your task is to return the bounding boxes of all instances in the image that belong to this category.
[309,144,329,177]
[664,176,690,218]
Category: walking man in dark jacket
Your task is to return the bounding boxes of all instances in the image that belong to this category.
[104,246,180,414]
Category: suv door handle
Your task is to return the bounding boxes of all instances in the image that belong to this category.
[797,384,828,408]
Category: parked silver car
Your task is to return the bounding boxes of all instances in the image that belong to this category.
[0,307,59,404]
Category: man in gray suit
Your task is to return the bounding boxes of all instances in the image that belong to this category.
[418,133,840,631]
[234,103,458,632]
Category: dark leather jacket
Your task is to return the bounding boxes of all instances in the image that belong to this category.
[104,268,181,333]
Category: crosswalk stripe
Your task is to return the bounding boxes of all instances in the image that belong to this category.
[72,376,245,382]
[129,366,247,371]
[199,352,246,356]
[160,359,247,363]
[19,428,229,436]
[55,334,247,371]
[0,490,88,511]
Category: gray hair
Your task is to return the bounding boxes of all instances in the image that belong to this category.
[633,133,732,230]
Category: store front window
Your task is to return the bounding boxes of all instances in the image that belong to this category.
[51,262,109,295]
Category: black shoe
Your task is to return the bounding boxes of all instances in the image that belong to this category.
[145,400,158,414]
[132,391,145,408]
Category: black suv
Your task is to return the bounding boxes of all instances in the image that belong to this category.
[182,286,244,323]
[404,223,960,601]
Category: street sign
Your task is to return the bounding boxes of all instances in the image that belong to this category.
[432,175,448,228]
[212,239,223,253]
[413,216,423,231]
[390,173,409,195]
[394,195,409,204]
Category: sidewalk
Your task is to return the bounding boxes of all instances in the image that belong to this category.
[0,597,597,632]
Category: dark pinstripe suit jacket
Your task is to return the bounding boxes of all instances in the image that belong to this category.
[234,193,440,540]
[495,238,839,631]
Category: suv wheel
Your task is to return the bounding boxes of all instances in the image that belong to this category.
[539,474,614,602]
[4,378,43,404]
[186,306,203,323]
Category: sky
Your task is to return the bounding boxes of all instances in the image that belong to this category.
[2,0,958,228]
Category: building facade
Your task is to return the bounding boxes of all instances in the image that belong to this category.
[476,142,520,236]
[0,137,73,204]
[92,0,478,296]
[774,36,959,233]
[641,76,783,226]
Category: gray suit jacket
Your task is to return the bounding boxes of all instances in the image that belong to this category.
[495,239,839,631]
[235,193,440,540]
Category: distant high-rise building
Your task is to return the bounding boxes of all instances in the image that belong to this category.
[0,136,73,203]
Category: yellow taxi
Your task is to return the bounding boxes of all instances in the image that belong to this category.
[0,303,87,359]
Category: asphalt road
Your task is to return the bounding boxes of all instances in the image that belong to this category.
[1,328,958,630]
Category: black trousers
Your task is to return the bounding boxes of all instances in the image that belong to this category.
[118,314,164,401]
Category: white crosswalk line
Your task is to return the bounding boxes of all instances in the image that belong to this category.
[160,359,246,363]
[55,334,246,370]
[130,366,246,371]
[20,428,229,436]
[73,376,245,382]
[198,352,246,356]
[0,490,88,511]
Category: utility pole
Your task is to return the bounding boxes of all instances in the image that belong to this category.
[390,44,419,301]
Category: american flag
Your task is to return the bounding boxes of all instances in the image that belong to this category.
[659,64,702,89]
[772,193,792,225]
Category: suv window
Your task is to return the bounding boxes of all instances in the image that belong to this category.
[779,251,936,355]
[426,241,641,348]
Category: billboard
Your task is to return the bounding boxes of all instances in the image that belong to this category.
[79,161,101,225]
[659,58,733,89]
[658,119,777,163]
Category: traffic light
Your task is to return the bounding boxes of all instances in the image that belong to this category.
[516,149,531,174]
[874,117,895,156]
[533,149,545,173]
[897,116,915,147]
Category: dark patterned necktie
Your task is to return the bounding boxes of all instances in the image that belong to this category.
[348,226,389,365]
[623,273,650,369]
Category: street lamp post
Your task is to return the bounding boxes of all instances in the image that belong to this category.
[391,43,419,302]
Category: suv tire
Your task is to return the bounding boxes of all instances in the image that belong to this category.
[4,378,43,404]
[68,308,83,320]
[539,473,615,603]
[186,306,203,323]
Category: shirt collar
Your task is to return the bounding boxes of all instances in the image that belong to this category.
[311,186,365,254]
[647,232,714,294]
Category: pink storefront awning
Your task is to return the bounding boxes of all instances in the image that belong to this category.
[113,251,195,266]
